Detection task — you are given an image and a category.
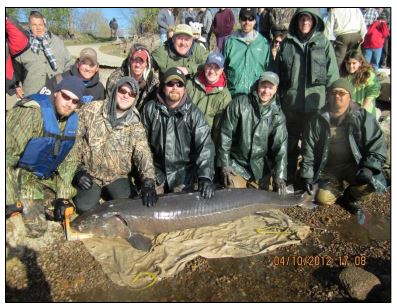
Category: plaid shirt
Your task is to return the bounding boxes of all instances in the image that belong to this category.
[364,8,379,27]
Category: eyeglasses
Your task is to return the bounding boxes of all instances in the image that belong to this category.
[118,87,136,98]
[241,16,255,22]
[330,90,349,97]
[165,81,184,88]
[60,91,79,104]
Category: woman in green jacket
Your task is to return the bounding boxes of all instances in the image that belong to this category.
[341,50,381,119]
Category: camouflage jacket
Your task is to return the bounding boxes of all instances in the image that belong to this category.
[76,99,155,186]
[6,98,79,203]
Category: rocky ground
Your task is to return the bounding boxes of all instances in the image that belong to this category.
[6,187,390,303]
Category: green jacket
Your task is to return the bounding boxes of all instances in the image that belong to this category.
[277,8,339,113]
[14,33,73,96]
[345,71,380,117]
[6,98,78,203]
[151,39,209,79]
[299,102,387,192]
[223,30,271,96]
[217,88,288,181]
[141,92,215,190]
[186,70,232,133]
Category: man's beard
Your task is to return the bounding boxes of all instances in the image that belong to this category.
[167,92,181,102]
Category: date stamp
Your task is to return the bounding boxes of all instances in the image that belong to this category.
[273,255,366,267]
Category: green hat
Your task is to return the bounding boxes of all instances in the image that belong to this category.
[329,78,354,97]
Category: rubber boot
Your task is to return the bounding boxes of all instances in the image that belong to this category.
[23,200,48,238]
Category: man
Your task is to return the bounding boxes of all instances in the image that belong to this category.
[223,8,271,97]
[362,8,379,28]
[40,47,105,103]
[73,77,157,213]
[277,8,339,184]
[109,18,118,39]
[197,8,213,49]
[180,8,197,25]
[141,67,215,198]
[299,79,387,214]
[106,43,159,111]
[6,76,85,237]
[212,8,235,53]
[152,24,208,80]
[157,8,175,45]
[217,72,287,195]
[186,51,231,139]
[14,10,73,98]
[324,8,367,70]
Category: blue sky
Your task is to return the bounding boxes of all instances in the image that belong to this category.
[77,8,135,29]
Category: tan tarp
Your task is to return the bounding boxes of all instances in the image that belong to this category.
[81,209,311,287]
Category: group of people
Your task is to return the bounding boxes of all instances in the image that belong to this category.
[6,8,388,238]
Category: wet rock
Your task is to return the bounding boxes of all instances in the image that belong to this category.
[339,266,381,300]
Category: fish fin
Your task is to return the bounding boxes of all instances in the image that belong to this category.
[127,233,153,251]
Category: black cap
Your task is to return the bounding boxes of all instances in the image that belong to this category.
[239,8,257,19]
[162,67,187,85]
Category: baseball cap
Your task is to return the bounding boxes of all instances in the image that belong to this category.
[239,8,257,19]
[79,47,98,65]
[205,52,225,68]
[259,71,280,86]
[54,75,86,100]
[174,24,193,37]
[162,67,187,85]
[131,49,149,63]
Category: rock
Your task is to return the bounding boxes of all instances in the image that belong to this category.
[339,266,381,300]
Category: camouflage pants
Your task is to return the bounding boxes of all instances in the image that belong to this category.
[315,165,375,206]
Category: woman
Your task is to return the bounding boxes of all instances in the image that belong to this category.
[341,50,380,119]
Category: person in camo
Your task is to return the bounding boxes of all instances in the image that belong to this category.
[73,77,157,213]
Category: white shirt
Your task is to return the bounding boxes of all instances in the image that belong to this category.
[324,8,367,40]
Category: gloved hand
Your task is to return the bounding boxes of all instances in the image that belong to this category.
[273,178,287,196]
[355,167,373,184]
[222,166,236,188]
[53,199,75,221]
[199,178,215,199]
[73,168,93,190]
[301,178,313,195]
[141,178,158,207]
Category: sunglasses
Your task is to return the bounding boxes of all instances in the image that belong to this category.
[241,16,255,22]
[165,81,184,88]
[118,87,136,98]
[330,90,349,97]
[60,91,79,104]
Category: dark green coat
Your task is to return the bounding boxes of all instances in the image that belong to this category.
[299,102,387,192]
[217,89,288,181]
[141,92,215,189]
[277,8,339,113]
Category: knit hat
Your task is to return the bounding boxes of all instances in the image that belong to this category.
[174,24,193,37]
[239,8,257,19]
[329,78,354,97]
[205,52,225,68]
[162,67,187,85]
[54,75,86,100]
[79,47,98,65]
[259,71,279,86]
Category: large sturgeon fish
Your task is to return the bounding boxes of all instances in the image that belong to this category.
[69,188,314,249]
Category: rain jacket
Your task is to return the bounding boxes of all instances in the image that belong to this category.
[106,46,159,111]
[277,8,339,113]
[14,31,73,96]
[40,63,105,103]
[151,39,209,79]
[217,87,288,181]
[141,91,215,190]
[76,77,155,187]
[223,30,271,96]
[299,101,387,192]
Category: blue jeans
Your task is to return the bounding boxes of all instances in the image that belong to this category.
[363,48,383,71]
[159,33,167,45]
